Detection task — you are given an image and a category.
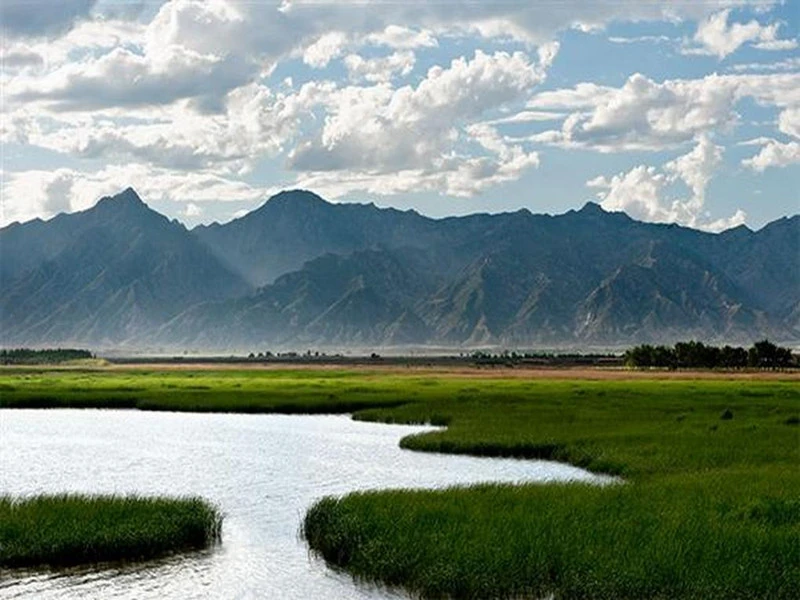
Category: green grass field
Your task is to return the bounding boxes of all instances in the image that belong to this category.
[1,367,798,597]
[0,494,222,569]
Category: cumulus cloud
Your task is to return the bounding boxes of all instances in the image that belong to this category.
[587,137,745,231]
[4,1,783,113]
[740,106,800,170]
[287,49,550,194]
[527,72,800,152]
[344,51,416,83]
[778,107,800,139]
[685,9,794,58]
[18,82,321,173]
[587,165,668,221]
[8,14,255,111]
[665,135,724,207]
[365,25,437,49]
[302,32,348,68]
[5,47,551,200]
[742,140,800,171]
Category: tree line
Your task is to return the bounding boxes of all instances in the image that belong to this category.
[0,348,94,365]
[624,340,795,369]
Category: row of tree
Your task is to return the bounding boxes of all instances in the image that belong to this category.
[0,348,94,365]
[624,340,795,369]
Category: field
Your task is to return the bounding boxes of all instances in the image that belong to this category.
[1,365,798,598]
[0,494,222,569]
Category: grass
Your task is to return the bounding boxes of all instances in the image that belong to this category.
[1,367,798,597]
[305,476,799,600]
[0,494,222,569]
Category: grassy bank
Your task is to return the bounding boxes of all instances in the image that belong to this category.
[301,375,799,599]
[0,494,222,569]
[1,367,798,597]
[305,474,799,599]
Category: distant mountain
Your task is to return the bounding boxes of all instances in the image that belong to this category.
[193,190,446,287]
[0,188,251,348]
[1,188,797,351]
[149,249,435,349]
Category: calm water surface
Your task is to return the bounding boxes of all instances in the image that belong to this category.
[0,409,612,599]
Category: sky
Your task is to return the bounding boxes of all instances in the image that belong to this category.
[1,0,798,231]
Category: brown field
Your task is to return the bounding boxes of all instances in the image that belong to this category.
[93,362,800,380]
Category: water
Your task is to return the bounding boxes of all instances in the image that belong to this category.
[0,409,613,599]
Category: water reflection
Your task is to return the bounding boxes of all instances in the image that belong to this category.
[0,410,613,599]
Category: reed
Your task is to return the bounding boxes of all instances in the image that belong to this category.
[0,494,222,569]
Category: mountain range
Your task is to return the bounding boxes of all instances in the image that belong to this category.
[1,188,797,352]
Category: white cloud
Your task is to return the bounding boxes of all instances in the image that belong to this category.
[728,56,800,72]
[344,51,415,83]
[740,106,800,170]
[278,0,768,47]
[753,38,798,51]
[587,137,745,231]
[587,165,668,221]
[528,82,614,110]
[283,48,550,198]
[0,18,147,79]
[608,35,673,45]
[685,9,794,58]
[742,139,800,171]
[3,47,551,200]
[527,72,800,152]
[366,25,437,49]
[9,44,254,113]
[302,32,348,68]
[704,209,748,233]
[1,0,794,226]
[10,81,322,173]
[778,107,800,139]
[293,149,540,200]
[287,49,550,190]
[665,135,724,208]
[483,110,565,125]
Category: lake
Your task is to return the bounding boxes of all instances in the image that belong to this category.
[0,409,613,598]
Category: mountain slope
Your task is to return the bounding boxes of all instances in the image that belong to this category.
[149,249,435,349]
[1,188,797,350]
[193,190,450,286]
[0,188,251,347]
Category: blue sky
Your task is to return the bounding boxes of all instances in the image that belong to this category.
[1,0,798,231]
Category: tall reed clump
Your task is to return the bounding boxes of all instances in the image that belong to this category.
[0,494,222,568]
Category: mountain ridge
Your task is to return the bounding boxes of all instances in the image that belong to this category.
[1,188,797,351]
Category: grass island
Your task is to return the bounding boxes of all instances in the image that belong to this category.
[0,494,222,569]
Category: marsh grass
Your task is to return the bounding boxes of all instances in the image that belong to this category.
[0,494,222,569]
[1,368,798,597]
[304,472,800,600]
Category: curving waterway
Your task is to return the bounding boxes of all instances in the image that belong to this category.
[0,409,614,599]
